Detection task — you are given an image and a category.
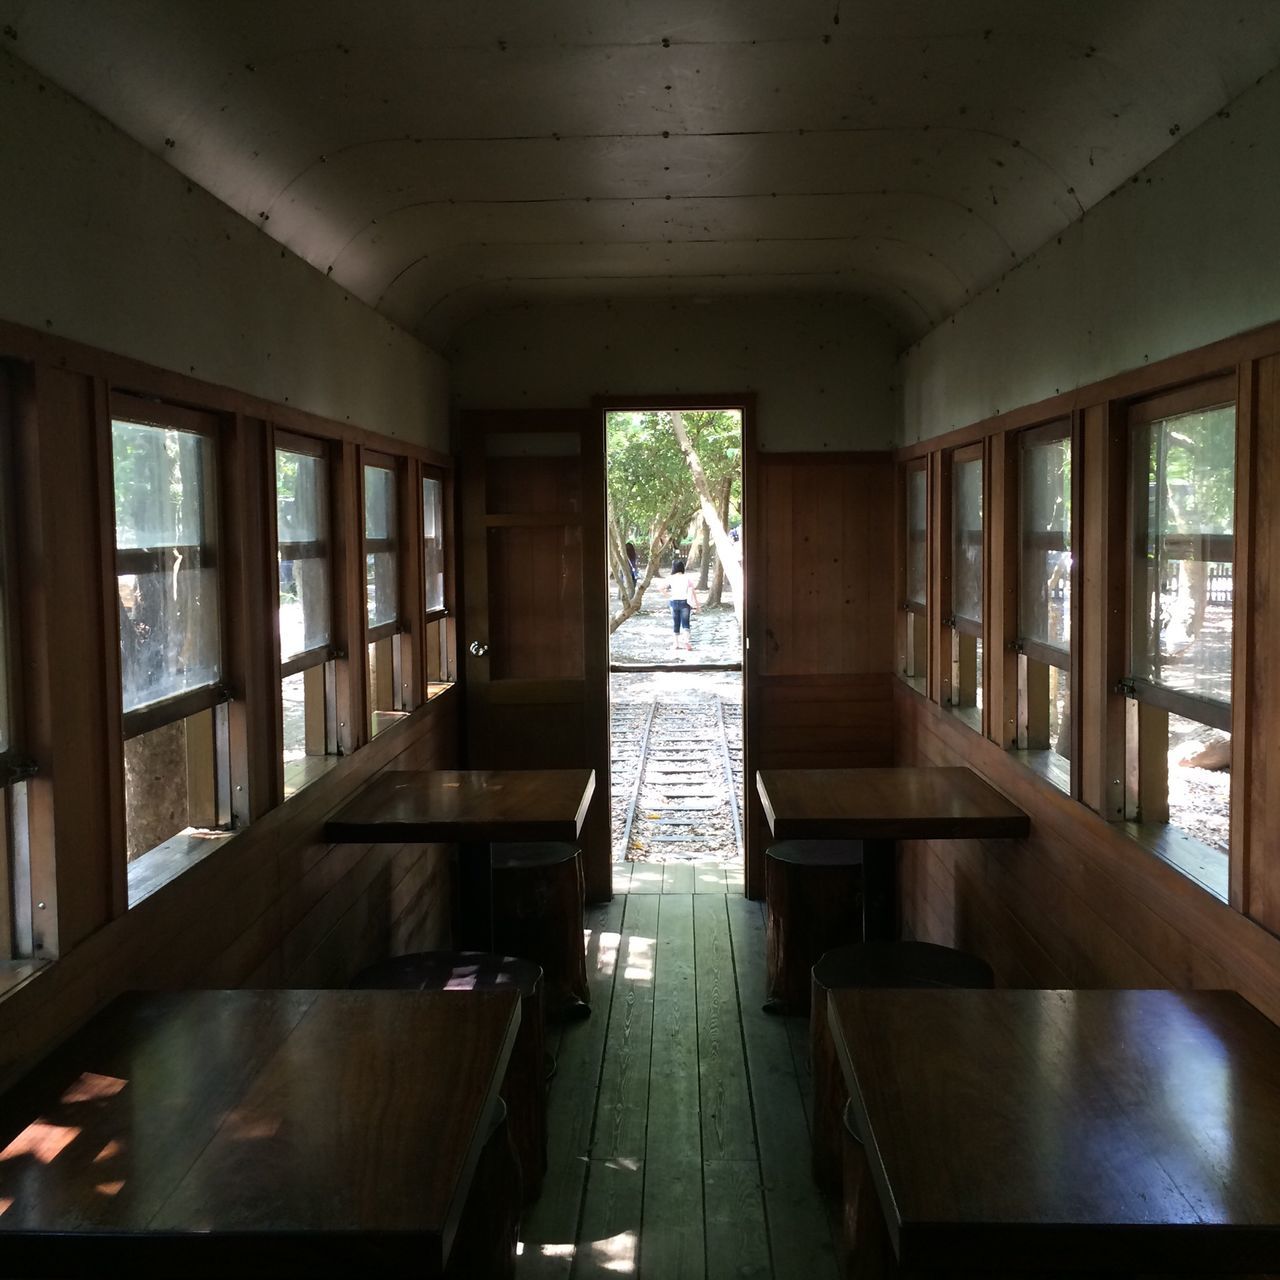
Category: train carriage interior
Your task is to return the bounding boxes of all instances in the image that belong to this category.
[2,3,1280,1277]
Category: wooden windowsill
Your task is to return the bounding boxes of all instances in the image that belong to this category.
[127,828,234,908]
[425,681,456,702]
[0,959,48,1003]
[897,672,928,697]
[284,754,341,800]
[1122,821,1229,903]
[944,703,982,734]
[1010,747,1071,796]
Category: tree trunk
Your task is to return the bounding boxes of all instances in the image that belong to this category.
[696,513,713,589]
[707,473,732,607]
[671,411,743,624]
[606,506,633,603]
[609,501,680,633]
[686,515,702,571]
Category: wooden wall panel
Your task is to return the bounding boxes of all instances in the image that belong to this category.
[746,452,895,896]
[0,692,460,1092]
[895,685,1280,1025]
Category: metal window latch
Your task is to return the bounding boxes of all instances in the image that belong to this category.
[1010,640,1026,654]
[1114,677,1137,698]
[0,753,39,786]
[942,615,957,629]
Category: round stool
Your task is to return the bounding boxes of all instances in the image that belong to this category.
[444,1096,521,1280]
[810,941,994,1194]
[838,1099,896,1280]
[764,840,864,1014]
[351,950,547,1203]
[492,842,590,1020]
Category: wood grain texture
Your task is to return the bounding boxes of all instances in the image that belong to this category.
[757,767,1029,841]
[593,893,658,1160]
[693,896,754,1162]
[517,897,623,1280]
[746,452,894,899]
[894,686,1280,1029]
[830,987,1280,1273]
[0,694,460,1094]
[0,988,520,1277]
[727,896,840,1280]
[325,768,594,844]
[642,894,704,1280]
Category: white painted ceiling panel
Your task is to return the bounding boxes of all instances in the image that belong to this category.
[1,0,1279,343]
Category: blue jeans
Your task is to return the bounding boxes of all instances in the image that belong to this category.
[671,601,691,634]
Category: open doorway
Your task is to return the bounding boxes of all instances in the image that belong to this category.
[604,404,745,892]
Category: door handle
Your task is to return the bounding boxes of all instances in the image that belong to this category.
[468,640,489,657]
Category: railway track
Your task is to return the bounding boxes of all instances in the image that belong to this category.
[610,693,744,863]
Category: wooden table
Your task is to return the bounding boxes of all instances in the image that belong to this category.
[0,988,520,1278]
[829,987,1280,1273]
[756,767,1029,940]
[326,768,595,947]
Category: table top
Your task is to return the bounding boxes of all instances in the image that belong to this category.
[326,767,595,843]
[0,988,520,1277]
[829,987,1280,1272]
[756,766,1029,841]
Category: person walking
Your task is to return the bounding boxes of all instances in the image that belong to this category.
[664,557,700,651]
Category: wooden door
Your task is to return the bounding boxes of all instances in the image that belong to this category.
[461,409,611,901]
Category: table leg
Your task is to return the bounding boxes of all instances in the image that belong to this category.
[861,838,897,942]
[457,841,494,950]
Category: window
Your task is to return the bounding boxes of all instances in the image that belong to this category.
[111,396,230,902]
[1122,383,1235,896]
[1014,422,1073,792]
[364,454,404,736]
[422,469,454,697]
[275,433,336,796]
[944,445,983,729]
[901,460,928,691]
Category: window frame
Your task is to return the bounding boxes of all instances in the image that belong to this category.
[106,391,237,906]
[1010,417,1078,795]
[941,441,985,729]
[110,392,228,743]
[361,449,401,645]
[273,428,340,793]
[1118,375,1237,881]
[899,456,929,688]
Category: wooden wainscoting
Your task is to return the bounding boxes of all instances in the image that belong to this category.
[0,691,460,1092]
[745,452,896,896]
[895,683,1280,1025]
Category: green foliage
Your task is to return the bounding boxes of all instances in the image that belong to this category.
[606,408,741,554]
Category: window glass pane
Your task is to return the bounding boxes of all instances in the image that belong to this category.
[364,465,397,629]
[905,467,926,606]
[276,449,331,660]
[1131,404,1234,705]
[112,420,220,712]
[952,456,983,624]
[1019,432,1071,650]
[364,464,395,541]
[423,476,444,612]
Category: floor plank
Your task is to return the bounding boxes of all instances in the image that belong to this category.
[663,861,697,893]
[727,896,841,1278]
[571,1157,644,1279]
[521,885,835,1280]
[628,864,665,894]
[694,895,757,1162]
[704,1159,770,1280]
[518,896,624,1279]
[594,894,659,1159]
[641,894,705,1279]
[693,861,729,893]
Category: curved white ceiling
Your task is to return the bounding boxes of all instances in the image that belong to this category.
[3,0,1279,343]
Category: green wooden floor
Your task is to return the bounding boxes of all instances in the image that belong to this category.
[516,867,840,1279]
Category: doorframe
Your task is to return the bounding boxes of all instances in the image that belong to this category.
[593,393,759,897]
